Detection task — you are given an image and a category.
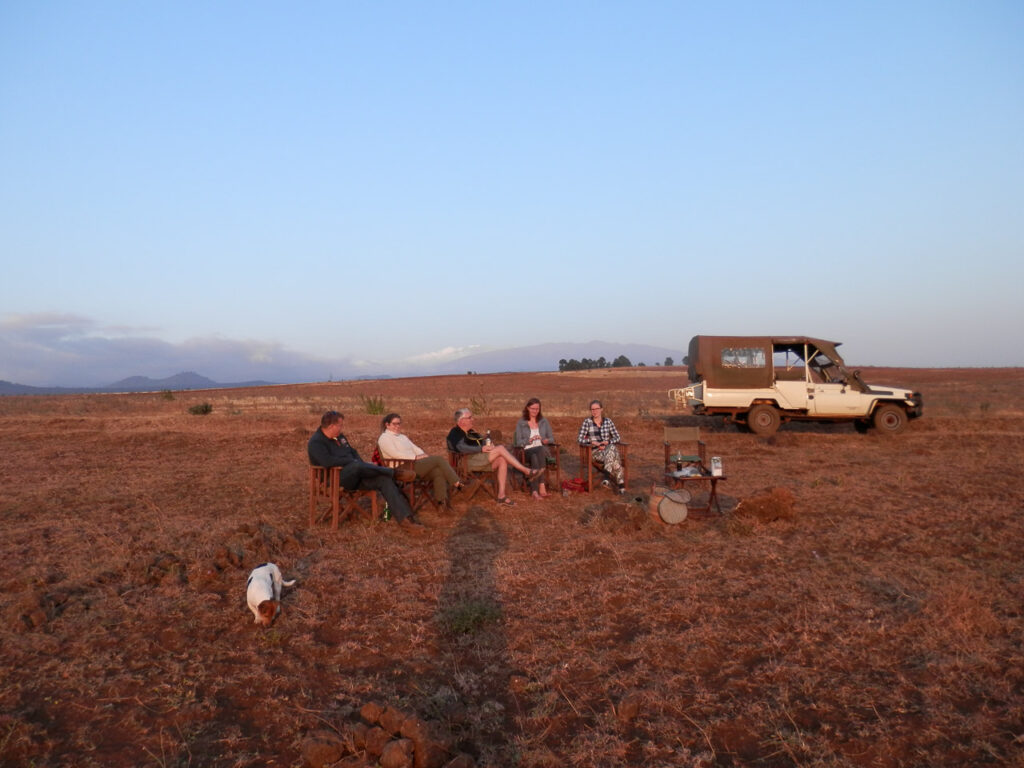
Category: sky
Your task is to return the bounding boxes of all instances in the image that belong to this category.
[1,1,1022,386]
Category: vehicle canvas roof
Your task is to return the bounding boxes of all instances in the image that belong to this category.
[687,335,845,387]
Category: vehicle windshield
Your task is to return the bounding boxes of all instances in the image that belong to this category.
[773,343,850,385]
[808,349,846,383]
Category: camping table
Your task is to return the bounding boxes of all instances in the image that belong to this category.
[665,470,725,516]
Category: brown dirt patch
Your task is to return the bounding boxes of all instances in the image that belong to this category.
[1,367,1022,766]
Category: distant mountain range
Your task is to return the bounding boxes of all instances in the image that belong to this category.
[0,372,274,396]
[0,340,685,394]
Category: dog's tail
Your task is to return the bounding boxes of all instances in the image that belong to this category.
[282,578,297,587]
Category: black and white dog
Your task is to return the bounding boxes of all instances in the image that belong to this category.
[246,563,297,626]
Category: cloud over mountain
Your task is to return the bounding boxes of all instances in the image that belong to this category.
[1,313,684,389]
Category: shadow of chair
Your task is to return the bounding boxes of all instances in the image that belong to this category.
[663,427,725,515]
[308,465,379,530]
[578,442,630,492]
[513,443,561,493]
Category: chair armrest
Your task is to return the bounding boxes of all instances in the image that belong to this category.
[381,457,416,470]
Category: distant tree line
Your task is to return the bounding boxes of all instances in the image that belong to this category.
[558,355,632,371]
[558,355,677,371]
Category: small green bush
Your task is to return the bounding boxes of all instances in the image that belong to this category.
[359,393,386,415]
[188,403,213,416]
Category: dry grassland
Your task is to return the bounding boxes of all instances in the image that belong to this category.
[1,367,1022,767]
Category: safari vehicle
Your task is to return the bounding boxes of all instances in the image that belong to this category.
[669,335,923,436]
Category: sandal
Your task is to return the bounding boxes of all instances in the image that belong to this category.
[495,496,516,507]
[528,468,546,480]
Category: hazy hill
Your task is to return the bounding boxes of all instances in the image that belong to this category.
[0,372,275,396]
[0,341,685,394]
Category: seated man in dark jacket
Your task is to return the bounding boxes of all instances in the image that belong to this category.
[308,410,423,529]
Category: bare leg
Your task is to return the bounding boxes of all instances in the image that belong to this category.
[494,457,509,497]
[491,445,531,474]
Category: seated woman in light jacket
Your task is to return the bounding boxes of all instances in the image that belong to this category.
[514,397,555,500]
[378,412,465,508]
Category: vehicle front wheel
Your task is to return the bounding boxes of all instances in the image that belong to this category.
[747,404,781,436]
[872,404,907,435]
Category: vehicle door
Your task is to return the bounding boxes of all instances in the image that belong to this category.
[771,346,811,410]
[807,349,867,415]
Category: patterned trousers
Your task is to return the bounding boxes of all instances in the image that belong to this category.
[592,444,625,486]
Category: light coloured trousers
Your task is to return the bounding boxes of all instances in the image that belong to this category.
[415,455,461,502]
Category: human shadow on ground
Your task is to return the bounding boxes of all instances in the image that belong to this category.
[434,503,517,764]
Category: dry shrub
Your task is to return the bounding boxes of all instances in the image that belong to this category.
[733,486,796,522]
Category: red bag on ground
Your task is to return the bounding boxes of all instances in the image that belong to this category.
[561,477,587,493]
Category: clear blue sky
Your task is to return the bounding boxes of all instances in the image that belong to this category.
[2,1,1022,386]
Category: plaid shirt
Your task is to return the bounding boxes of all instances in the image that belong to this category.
[577,416,621,445]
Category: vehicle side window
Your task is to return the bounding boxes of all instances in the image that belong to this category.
[720,347,766,369]
[772,347,807,380]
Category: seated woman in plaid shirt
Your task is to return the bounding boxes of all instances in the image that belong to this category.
[577,399,626,494]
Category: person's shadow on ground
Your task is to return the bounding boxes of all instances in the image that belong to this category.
[434,503,518,764]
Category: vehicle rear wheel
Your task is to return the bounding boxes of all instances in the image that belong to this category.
[747,404,780,436]
[872,404,907,435]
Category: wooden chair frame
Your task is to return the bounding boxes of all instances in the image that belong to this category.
[378,456,440,513]
[578,442,630,492]
[308,465,379,530]
[513,443,561,493]
[663,427,707,473]
[446,450,497,500]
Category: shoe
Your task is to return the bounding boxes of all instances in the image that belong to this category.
[398,516,427,533]
[600,479,611,489]
[617,486,627,495]
[495,496,516,507]
[393,468,416,483]
[531,491,543,501]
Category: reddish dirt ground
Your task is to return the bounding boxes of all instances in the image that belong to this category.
[1,367,1022,767]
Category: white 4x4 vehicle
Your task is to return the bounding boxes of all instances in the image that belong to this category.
[669,336,923,436]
